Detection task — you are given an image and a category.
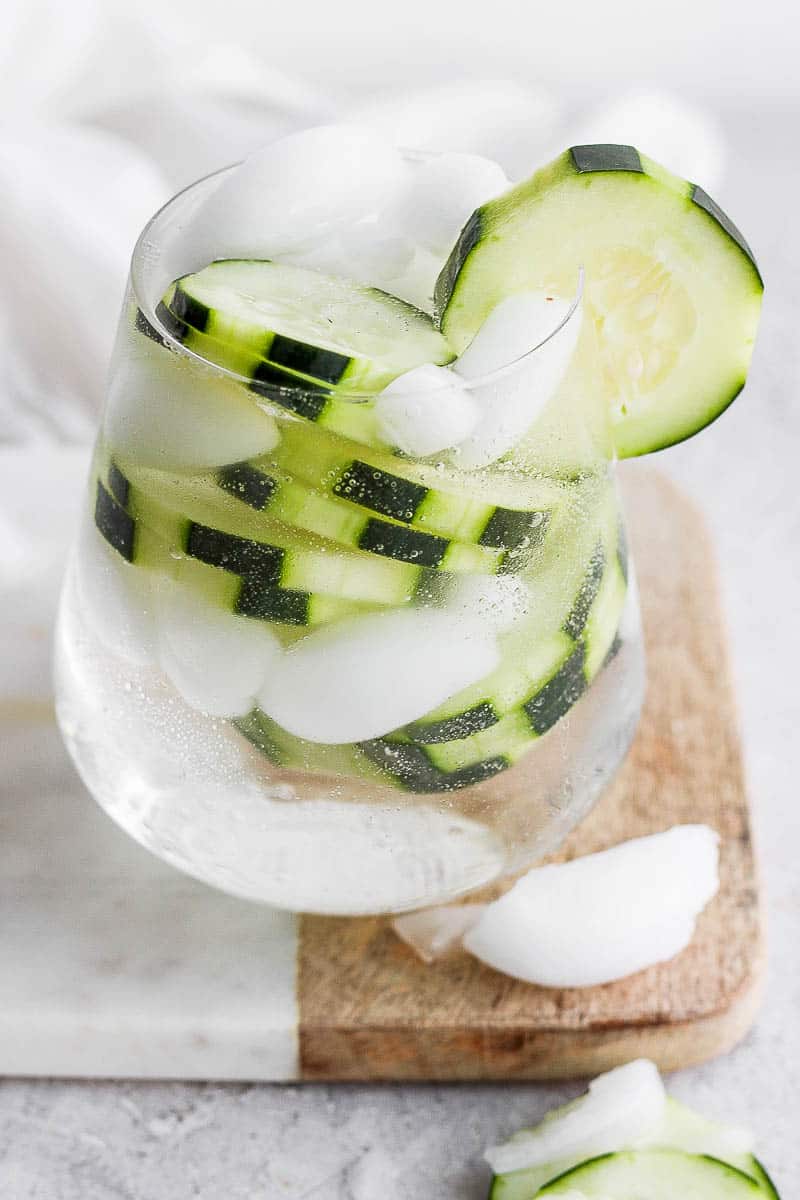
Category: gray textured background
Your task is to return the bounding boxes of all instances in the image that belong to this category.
[1,107,798,1198]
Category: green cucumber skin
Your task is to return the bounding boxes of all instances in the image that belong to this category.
[171,280,353,386]
[217,460,509,574]
[290,446,557,550]
[750,1159,781,1199]
[538,1150,762,1196]
[94,479,136,563]
[436,144,763,459]
[94,456,627,794]
[92,460,414,624]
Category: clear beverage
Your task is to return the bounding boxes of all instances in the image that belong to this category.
[55,158,645,915]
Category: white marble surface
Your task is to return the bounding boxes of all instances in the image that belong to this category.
[1,108,799,1196]
[1,722,298,1082]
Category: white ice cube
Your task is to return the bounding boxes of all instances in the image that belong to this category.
[382,246,443,313]
[104,326,280,469]
[186,124,407,262]
[74,522,158,668]
[258,607,499,744]
[387,152,509,256]
[337,222,417,289]
[447,575,531,632]
[463,825,720,989]
[453,292,581,469]
[156,578,282,718]
[485,1060,667,1175]
[392,904,486,963]
[375,363,480,457]
[284,222,417,293]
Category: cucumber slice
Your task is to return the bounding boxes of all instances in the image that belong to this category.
[156,260,454,452]
[437,145,763,458]
[235,708,389,783]
[538,1150,761,1197]
[490,1095,778,1200]
[92,458,421,619]
[236,557,625,795]
[272,420,565,548]
[401,486,625,742]
[217,460,508,575]
[157,297,386,449]
[169,260,454,386]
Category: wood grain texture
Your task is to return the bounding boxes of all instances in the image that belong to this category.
[298,468,765,1081]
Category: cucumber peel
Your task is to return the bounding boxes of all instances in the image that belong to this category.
[436,144,763,459]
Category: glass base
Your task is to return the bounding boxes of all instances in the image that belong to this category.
[55,560,645,915]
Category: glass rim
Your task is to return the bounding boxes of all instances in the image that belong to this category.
[130,161,585,403]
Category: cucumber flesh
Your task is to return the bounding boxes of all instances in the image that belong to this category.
[539,1150,761,1197]
[437,145,763,458]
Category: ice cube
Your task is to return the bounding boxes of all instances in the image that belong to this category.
[74,521,158,668]
[375,363,480,457]
[485,1060,667,1175]
[392,903,486,963]
[104,323,280,469]
[452,291,581,469]
[337,222,417,289]
[283,222,417,293]
[155,577,282,718]
[382,246,443,312]
[446,575,530,632]
[463,825,720,988]
[185,124,407,262]
[258,607,499,744]
[388,152,509,256]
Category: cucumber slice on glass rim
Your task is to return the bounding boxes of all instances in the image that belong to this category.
[436,144,763,458]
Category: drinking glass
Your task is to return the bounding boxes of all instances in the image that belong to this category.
[54,163,645,915]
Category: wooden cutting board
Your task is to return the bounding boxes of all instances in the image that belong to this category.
[298,467,765,1081]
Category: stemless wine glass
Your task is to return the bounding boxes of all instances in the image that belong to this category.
[54,162,645,915]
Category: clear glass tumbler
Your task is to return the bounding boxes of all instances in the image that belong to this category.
[54,166,645,915]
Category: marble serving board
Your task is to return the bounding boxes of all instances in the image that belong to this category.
[0,468,763,1082]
